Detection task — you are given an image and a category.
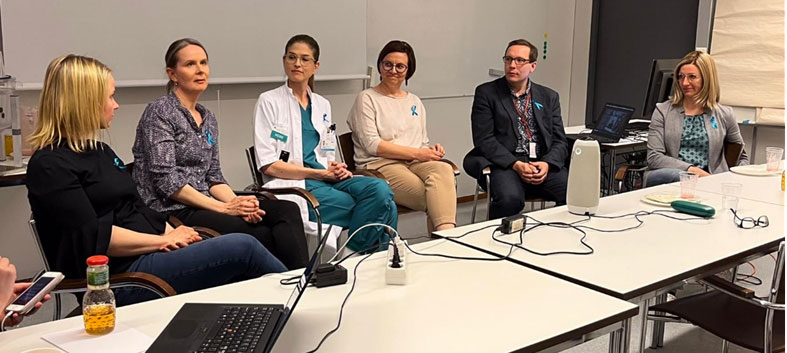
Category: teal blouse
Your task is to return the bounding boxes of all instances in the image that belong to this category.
[678,114,709,170]
[301,101,326,189]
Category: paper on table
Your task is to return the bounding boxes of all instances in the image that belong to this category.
[41,323,153,353]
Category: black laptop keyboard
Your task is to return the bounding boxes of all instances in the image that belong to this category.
[196,306,274,353]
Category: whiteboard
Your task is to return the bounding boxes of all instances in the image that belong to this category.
[1,0,367,88]
[366,0,572,99]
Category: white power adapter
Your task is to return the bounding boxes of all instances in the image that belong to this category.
[385,238,408,285]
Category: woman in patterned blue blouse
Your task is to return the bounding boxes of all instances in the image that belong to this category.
[132,39,309,270]
[646,51,748,187]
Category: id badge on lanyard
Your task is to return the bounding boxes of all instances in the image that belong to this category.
[320,121,337,151]
[513,95,537,159]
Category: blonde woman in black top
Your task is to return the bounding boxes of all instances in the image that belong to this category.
[26,54,286,305]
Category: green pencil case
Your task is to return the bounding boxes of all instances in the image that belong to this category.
[670,200,715,218]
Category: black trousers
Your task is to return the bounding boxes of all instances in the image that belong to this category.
[171,199,308,270]
[484,163,568,219]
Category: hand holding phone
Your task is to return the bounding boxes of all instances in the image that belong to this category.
[6,271,62,314]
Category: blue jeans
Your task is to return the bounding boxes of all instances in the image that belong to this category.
[115,233,286,306]
[645,168,683,187]
[306,176,398,253]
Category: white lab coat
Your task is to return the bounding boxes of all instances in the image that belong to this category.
[253,84,342,249]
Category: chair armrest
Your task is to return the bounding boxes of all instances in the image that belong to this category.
[440,159,461,176]
[193,226,221,239]
[168,215,185,228]
[53,272,177,297]
[702,275,756,299]
[243,187,320,209]
[353,169,387,181]
[481,166,491,176]
[234,189,277,201]
[615,165,631,182]
[167,215,221,239]
[614,164,648,182]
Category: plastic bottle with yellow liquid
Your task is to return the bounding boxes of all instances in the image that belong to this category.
[83,255,116,335]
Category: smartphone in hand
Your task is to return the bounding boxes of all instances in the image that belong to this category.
[6,272,63,314]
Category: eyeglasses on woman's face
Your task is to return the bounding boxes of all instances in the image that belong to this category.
[284,53,316,66]
[381,60,407,74]
[677,73,700,83]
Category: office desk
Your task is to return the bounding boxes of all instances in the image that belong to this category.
[436,183,784,352]
[0,156,26,185]
[564,125,647,196]
[2,239,638,353]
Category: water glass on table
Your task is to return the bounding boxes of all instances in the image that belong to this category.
[679,171,698,199]
[765,147,784,172]
[721,182,742,211]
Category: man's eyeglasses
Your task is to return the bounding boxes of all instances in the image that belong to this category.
[284,54,316,65]
[381,61,408,73]
[503,56,532,66]
[730,209,769,229]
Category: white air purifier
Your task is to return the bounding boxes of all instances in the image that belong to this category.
[566,139,600,215]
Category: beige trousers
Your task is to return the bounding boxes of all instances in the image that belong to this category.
[367,159,457,231]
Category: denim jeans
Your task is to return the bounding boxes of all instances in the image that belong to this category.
[645,168,683,187]
[115,233,286,306]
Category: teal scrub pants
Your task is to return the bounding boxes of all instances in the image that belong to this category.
[306,176,398,252]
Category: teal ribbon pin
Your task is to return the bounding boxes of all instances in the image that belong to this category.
[114,157,126,170]
[710,116,718,129]
[205,130,215,145]
[411,105,418,116]
[533,102,543,110]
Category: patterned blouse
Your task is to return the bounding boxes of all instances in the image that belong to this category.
[132,93,227,213]
[678,114,710,170]
[510,80,540,156]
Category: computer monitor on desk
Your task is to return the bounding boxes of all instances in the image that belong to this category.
[642,58,680,119]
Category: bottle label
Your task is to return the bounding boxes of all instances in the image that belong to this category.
[88,270,109,286]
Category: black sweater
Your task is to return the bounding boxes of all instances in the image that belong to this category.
[26,142,166,280]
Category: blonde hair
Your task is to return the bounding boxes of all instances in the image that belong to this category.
[29,54,111,153]
[670,51,720,110]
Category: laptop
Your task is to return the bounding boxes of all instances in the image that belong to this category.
[584,103,636,143]
[147,230,331,353]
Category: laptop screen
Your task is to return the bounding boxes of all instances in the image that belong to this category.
[267,224,333,348]
[592,103,635,138]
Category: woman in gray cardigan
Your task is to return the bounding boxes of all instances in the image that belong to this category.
[646,51,748,187]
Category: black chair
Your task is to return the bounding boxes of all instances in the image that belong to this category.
[26,216,178,322]
[646,242,785,353]
[244,146,331,249]
[463,152,547,224]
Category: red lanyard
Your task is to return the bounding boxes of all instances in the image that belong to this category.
[512,93,533,138]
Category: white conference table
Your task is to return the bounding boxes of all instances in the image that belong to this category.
[2,239,638,353]
[435,182,784,352]
[664,167,784,206]
[436,183,783,301]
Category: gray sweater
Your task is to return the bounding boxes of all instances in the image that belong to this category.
[647,101,748,173]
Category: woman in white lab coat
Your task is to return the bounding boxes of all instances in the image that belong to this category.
[253,34,398,253]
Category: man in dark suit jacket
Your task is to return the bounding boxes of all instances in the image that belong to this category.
[466,39,568,219]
